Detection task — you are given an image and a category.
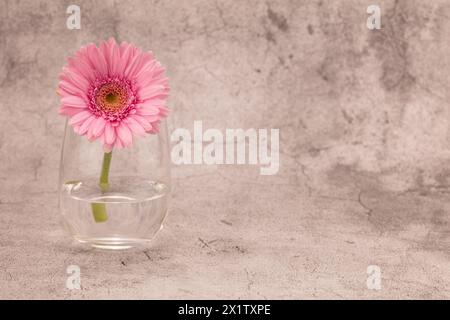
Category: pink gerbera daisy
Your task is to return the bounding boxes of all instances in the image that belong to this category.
[58,38,169,151]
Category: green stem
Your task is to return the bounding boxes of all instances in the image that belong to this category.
[91,152,112,223]
[99,151,112,192]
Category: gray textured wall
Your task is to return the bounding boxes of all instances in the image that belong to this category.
[0,0,449,299]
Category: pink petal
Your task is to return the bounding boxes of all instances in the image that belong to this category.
[68,56,95,82]
[158,105,169,112]
[59,106,84,117]
[61,95,88,108]
[105,122,116,145]
[87,122,96,140]
[100,38,118,76]
[92,117,106,137]
[136,104,159,116]
[138,68,166,88]
[133,52,155,79]
[151,66,165,79]
[59,73,86,95]
[73,124,82,134]
[125,117,146,137]
[139,85,168,101]
[103,143,113,153]
[110,46,120,76]
[87,44,108,76]
[115,136,124,149]
[59,80,86,97]
[141,115,161,123]
[131,114,152,131]
[75,46,94,68]
[116,123,133,146]
[124,53,143,79]
[68,110,92,126]
[119,41,130,55]
[78,116,96,135]
[137,74,168,90]
[100,40,112,67]
[117,44,133,74]
[139,98,167,107]
[100,132,106,144]
[108,39,120,77]
[150,122,160,133]
[158,106,169,116]
[65,69,90,93]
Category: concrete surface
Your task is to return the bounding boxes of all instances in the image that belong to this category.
[0,0,449,299]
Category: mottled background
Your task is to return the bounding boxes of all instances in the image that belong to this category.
[0,0,449,299]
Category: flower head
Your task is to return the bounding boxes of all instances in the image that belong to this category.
[58,38,169,151]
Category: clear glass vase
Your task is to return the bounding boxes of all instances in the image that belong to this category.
[58,120,171,250]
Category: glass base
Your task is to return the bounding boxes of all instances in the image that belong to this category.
[75,236,155,250]
[60,177,169,250]
[75,225,163,250]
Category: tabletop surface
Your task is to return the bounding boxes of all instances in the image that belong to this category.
[0,0,449,299]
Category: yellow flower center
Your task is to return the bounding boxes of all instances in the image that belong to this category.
[96,82,128,113]
[105,92,119,104]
